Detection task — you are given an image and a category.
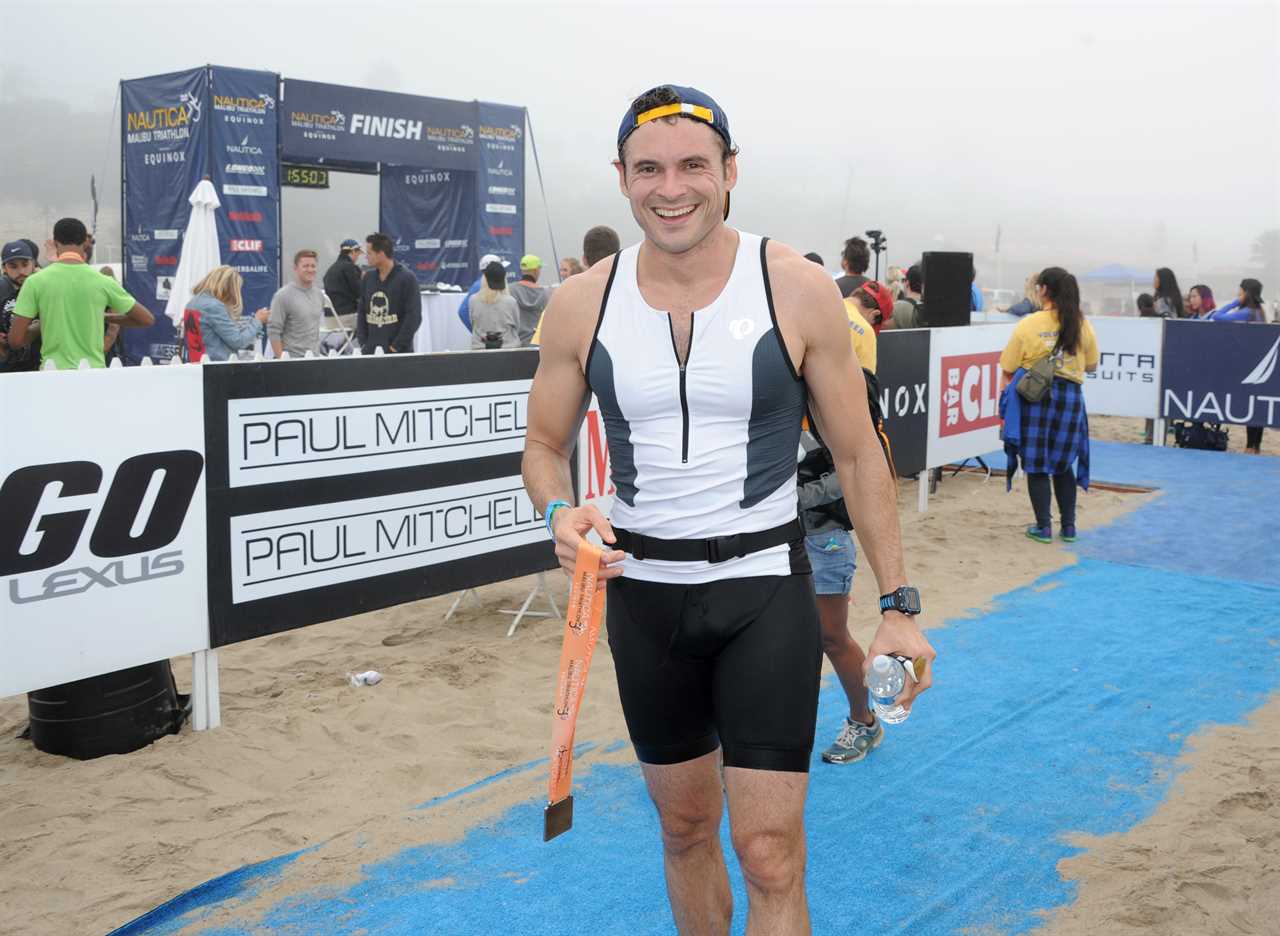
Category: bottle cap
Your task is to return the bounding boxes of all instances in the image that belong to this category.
[872,654,894,672]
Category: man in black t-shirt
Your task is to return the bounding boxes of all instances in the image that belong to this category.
[834,235,871,298]
[0,240,40,372]
[356,232,421,354]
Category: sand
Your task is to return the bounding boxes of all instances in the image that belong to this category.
[0,467,1268,935]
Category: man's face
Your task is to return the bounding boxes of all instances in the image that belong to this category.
[349,247,364,265]
[3,258,33,285]
[368,244,389,267]
[295,256,318,286]
[616,118,735,256]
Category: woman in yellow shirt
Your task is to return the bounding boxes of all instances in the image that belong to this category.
[999,267,1099,544]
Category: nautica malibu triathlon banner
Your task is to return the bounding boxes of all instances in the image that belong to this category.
[473,102,526,272]
[208,66,281,318]
[121,67,209,363]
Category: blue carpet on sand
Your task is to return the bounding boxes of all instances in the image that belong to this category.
[113,442,1280,935]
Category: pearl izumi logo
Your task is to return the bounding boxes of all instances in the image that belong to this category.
[1,451,203,603]
[351,113,423,140]
[729,319,756,341]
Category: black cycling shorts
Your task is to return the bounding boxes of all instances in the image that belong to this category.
[606,573,822,773]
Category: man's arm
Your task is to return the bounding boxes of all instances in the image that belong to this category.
[8,314,32,349]
[267,291,286,357]
[390,276,421,352]
[522,271,624,578]
[104,303,154,328]
[772,244,936,707]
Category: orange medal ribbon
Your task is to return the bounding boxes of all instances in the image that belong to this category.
[543,540,606,841]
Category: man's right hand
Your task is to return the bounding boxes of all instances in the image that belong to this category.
[551,504,626,579]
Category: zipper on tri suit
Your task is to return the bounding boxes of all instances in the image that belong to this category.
[667,313,694,464]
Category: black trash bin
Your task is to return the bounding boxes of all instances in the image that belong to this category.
[27,660,188,760]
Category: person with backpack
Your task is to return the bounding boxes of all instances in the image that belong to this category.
[1000,267,1099,544]
[884,262,924,329]
[797,268,892,764]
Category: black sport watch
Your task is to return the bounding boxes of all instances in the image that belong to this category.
[879,586,922,616]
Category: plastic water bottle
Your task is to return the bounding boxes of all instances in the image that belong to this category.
[867,655,910,725]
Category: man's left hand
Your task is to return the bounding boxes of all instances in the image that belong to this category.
[864,611,936,711]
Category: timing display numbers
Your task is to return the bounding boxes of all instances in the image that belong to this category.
[282,165,330,189]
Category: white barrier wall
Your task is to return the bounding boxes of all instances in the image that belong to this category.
[0,366,211,697]
[1082,317,1163,418]
[926,324,1016,469]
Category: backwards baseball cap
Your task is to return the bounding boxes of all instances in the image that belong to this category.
[859,280,895,321]
[520,254,542,272]
[2,240,35,264]
[480,252,509,269]
[616,85,735,220]
[340,238,362,251]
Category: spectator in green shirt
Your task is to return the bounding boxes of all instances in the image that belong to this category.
[10,218,153,370]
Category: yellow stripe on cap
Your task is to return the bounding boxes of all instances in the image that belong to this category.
[636,102,715,126]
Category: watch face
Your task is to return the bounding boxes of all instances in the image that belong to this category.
[902,587,921,614]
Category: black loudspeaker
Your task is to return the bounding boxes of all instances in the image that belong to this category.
[921,252,973,327]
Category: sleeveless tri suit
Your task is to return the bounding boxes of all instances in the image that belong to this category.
[588,231,823,772]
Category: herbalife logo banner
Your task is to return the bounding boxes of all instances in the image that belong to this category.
[1162,320,1280,428]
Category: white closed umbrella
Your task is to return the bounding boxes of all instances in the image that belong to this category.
[163,179,222,327]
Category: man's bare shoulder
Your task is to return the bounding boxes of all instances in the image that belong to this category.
[763,239,843,313]
[539,258,616,350]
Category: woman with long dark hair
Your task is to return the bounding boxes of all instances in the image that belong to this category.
[1205,278,1269,452]
[1000,267,1100,542]
[1153,267,1184,318]
[1208,278,1267,323]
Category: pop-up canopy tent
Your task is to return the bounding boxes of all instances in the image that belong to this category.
[120,65,528,362]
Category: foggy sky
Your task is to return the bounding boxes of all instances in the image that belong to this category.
[2,0,1277,296]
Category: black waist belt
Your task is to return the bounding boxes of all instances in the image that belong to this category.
[611,519,803,564]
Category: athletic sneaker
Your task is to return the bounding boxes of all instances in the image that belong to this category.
[1060,525,1077,543]
[1025,524,1052,544]
[821,715,884,764]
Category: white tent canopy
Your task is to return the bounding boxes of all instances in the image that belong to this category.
[163,180,222,328]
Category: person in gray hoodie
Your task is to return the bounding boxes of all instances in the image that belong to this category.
[509,254,549,346]
[469,262,521,349]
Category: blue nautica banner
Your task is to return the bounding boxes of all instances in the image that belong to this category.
[379,167,476,289]
[473,102,526,274]
[120,67,208,362]
[209,66,281,318]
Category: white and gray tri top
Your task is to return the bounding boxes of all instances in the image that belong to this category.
[586,230,807,584]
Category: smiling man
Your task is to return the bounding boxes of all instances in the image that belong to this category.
[522,85,935,935]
